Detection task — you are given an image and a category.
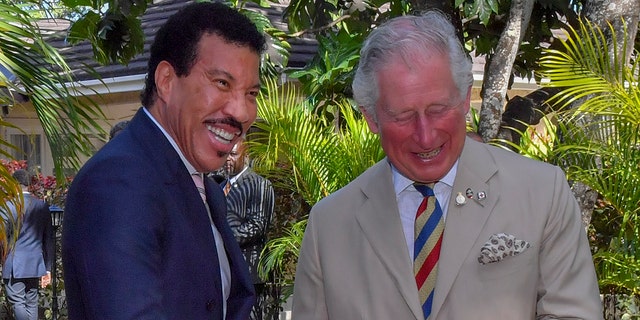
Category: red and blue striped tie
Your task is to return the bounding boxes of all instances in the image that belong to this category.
[413,183,444,320]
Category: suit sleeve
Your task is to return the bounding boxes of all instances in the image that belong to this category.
[62,163,169,320]
[292,210,329,320]
[536,167,603,318]
[39,201,54,273]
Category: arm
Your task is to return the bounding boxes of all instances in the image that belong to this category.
[536,167,603,319]
[39,199,54,288]
[39,200,54,274]
[63,166,168,320]
[292,209,329,320]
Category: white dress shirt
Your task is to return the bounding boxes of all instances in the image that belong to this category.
[391,160,458,260]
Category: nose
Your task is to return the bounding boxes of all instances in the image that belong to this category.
[413,114,437,147]
[223,91,254,125]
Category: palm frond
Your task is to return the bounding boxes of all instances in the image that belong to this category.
[537,18,640,295]
[0,3,107,180]
[593,250,640,295]
[252,78,384,295]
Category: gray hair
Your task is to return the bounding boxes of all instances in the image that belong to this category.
[352,11,473,117]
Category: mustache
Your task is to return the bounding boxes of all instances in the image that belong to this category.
[209,117,244,135]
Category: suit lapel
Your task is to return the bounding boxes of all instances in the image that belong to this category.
[129,108,253,316]
[431,140,499,318]
[204,176,256,316]
[355,160,424,320]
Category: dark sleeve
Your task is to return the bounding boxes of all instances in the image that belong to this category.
[62,161,169,320]
[37,200,54,272]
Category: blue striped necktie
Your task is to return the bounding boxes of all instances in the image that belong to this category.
[413,183,444,319]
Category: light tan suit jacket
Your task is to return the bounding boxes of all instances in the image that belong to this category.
[292,139,603,319]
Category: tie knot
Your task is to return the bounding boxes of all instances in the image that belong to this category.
[414,183,436,197]
[192,173,205,187]
[192,173,207,202]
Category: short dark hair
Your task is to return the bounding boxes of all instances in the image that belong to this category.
[140,1,266,107]
[12,169,30,187]
[109,120,130,140]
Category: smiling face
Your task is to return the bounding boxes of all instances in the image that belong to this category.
[363,52,471,183]
[150,33,261,173]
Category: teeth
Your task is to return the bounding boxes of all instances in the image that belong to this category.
[207,125,236,143]
[417,148,440,159]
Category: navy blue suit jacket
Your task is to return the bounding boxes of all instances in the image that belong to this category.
[62,107,255,320]
[2,192,54,280]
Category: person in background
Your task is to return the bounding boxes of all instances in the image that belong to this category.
[1,169,53,320]
[223,141,275,320]
[108,120,130,141]
[292,11,603,319]
[61,2,266,319]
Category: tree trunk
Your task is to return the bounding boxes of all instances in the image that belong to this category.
[582,0,640,67]
[478,0,535,142]
[568,0,640,228]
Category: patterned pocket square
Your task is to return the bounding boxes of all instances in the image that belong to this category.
[477,233,530,265]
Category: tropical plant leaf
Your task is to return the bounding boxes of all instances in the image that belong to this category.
[251,78,383,296]
[535,18,640,295]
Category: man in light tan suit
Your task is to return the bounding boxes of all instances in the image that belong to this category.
[292,11,603,320]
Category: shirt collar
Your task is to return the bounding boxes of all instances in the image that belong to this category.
[229,166,249,184]
[143,107,197,175]
[391,158,458,195]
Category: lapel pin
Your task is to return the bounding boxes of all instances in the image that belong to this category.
[477,191,486,200]
[455,192,467,206]
[465,188,474,198]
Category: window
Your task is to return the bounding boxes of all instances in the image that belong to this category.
[10,134,42,171]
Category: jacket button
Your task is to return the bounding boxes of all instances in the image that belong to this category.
[206,300,214,311]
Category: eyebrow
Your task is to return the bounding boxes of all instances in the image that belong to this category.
[206,68,261,90]
[206,69,234,81]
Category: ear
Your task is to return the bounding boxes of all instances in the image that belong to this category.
[360,106,380,134]
[462,86,472,114]
[154,61,175,104]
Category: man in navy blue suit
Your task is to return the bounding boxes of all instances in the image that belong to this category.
[62,2,265,319]
[2,169,54,320]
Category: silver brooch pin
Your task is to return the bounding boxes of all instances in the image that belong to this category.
[477,191,486,200]
[455,192,467,206]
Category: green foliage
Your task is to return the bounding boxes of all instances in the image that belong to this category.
[288,28,362,114]
[0,4,104,289]
[64,0,290,69]
[531,18,640,295]
[250,78,383,297]
[68,9,144,65]
[0,2,106,180]
[496,113,559,163]
[65,0,148,65]
[249,78,382,206]
[248,13,291,58]
[258,219,306,291]
[461,0,579,82]
[234,1,292,76]
[594,250,640,296]
[458,0,501,25]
